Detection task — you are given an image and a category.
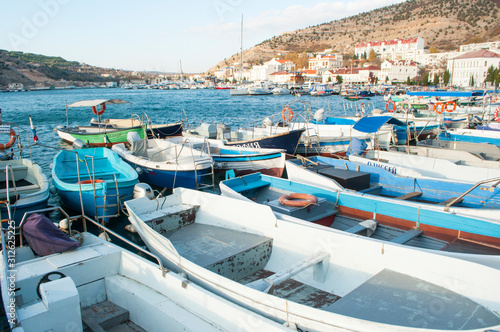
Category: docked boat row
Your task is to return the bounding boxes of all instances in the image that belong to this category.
[3,90,500,331]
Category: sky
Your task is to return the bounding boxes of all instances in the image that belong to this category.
[0,0,406,73]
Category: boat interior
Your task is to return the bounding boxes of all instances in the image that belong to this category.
[135,197,500,330]
[0,160,43,201]
[56,154,125,184]
[6,232,256,332]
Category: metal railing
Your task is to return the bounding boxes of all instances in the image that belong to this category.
[444,176,500,211]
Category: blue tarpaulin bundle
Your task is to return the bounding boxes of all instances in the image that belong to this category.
[22,213,81,256]
[347,137,368,156]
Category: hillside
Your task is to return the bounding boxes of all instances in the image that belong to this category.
[0,50,121,88]
[208,0,500,72]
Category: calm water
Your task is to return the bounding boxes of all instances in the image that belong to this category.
[0,88,385,249]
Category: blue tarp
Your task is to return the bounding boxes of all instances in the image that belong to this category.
[353,116,392,133]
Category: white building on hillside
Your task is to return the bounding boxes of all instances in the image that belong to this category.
[249,58,295,81]
[378,60,418,82]
[329,66,380,84]
[447,50,500,87]
[460,41,500,53]
[355,37,425,63]
[308,54,343,70]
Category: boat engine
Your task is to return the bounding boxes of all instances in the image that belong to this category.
[314,108,325,122]
[133,183,154,199]
[72,139,87,149]
[217,123,231,140]
[262,117,273,128]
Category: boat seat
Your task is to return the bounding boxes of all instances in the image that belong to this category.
[246,251,330,293]
[343,219,378,236]
[437,197,463,206]
[0,183,40,196]
[395,191,422,200]
[390,229,423,244]
[230,180,271,193]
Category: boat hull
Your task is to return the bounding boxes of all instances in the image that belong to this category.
[225,129,305,155]
[55,126,146,147]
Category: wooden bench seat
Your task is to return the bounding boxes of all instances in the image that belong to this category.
[390,229,423,244]
[395,191,422,200]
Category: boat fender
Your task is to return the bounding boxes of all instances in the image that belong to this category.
[282,107,294,122]
[125,224,137,233]
[279,193,318,208]
[494,107,500,122]
[0,128,17,150]
[59,218,69,230]
[445,101,456,112]
[386,100,396,112]
[92,102,106,116]
[37,271,66,299]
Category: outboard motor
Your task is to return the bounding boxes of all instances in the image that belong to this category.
[314,108,325,122]
[72,139,87,149]
[262,117,273,128]
[133,183,154,199]
[216,123,231,140]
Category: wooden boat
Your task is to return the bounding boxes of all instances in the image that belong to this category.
[51,148,138,223]
[90,117,183,139]
[184,123,305,155]
[125,188,500,331]
[350,149,500,183]
[284,156,500,221]
[0,211,286,332]
[111,134,213,190]
[169,136,285,177]
[55,99,146,147]
[220,171,500,262]
[0,158,49,225]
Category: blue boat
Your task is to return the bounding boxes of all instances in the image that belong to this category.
[439,129,500,146]
[52,147,138,223]
[112,135,213,190]
[220,172,500,255]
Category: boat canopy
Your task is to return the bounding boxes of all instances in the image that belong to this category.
[67,99,130,108]
[353,116,392,133]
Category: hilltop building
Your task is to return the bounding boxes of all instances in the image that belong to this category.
[355,37,426,63]
[447,50,500,87]
[460,41,500,53]
[308,53,343,70]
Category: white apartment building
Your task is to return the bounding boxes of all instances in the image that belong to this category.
[460,41,500,53]
[355,37,425,62]
[249,58,295,81]
[447,50,500,87]
[308,54,343,70]
[421,51,461,68]
[328,66,381,84]
[378,60,418,82]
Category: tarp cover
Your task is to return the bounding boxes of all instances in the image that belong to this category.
[68,99,130,108]
[347,137,368,156]
[22,213,80,256]
[353,116,392,133]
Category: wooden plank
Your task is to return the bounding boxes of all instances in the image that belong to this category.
[395,191,422,200]
[438,197,463,205]
[344,224,367,234]
[390,229,423,244]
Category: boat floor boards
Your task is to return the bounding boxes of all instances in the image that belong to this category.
[82,300,146,332]
[326,269,500,330]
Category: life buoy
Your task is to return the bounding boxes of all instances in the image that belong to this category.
[445,101,456,112]
[0,128,17,150]
[78,179,105,185]
[433,102,444,114]
[494,107,500,122]
[386,100,396,112]
[282,107,293,122]
[92,103,106,116]
[278,193,318,208]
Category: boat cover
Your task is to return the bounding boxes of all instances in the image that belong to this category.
[347,137,367,156]
[353,116,392,133]
[22,213,80,256]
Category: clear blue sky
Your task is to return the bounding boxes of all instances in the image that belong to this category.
[0,0,405,73]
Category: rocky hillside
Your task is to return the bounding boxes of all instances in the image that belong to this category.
[208,0,500,72]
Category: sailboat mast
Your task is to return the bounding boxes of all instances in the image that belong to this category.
[240,15,243,83]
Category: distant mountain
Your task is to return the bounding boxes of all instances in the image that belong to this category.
[0,50,121,87]
[208,0,500,72]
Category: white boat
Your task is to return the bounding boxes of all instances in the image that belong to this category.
[418,138,500,160]
[271,87,290,95]
[229,86,250,96]
[125,188,500,331]
[248,83,272,95]
[111,133,213,190]
[0,211,287,332]
[350,149,500,183]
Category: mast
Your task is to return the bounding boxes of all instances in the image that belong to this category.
[239,15,243,83]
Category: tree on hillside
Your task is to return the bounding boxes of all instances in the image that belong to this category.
[429,46,437,53]
[422,72,429,86]
[368,49,377,62]
[336,75,343,84]
[406,76,411,86]
[443,69,451,85]
[433,73,440,86]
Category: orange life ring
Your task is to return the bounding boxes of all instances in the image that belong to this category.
[282,107,293,122]
[386,100,396,112]
[78,179,105,185]
[445,101,456,112]
[92,103,106,116]
[494,107,500,122]
[433,102,444,114]
[278,193,318,208]
[0,129,17,150]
